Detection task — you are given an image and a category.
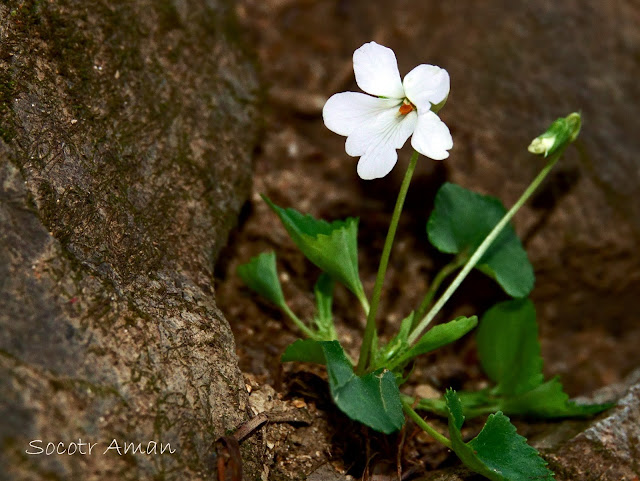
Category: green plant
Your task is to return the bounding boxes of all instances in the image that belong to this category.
[237,41,609,480]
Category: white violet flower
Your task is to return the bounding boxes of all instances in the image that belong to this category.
[323,41,453,180]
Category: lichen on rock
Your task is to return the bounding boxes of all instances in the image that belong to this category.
[0,0,259,479]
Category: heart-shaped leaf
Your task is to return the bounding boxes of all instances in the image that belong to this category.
[427,183,534,298]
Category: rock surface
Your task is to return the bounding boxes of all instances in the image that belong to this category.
[0,1,258,480]
[545,368,640,480]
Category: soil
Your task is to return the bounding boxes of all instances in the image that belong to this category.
[215,1,640,479]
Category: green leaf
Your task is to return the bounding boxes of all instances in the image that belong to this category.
[324,342,404,434]
[312,273,337,341]
[418,303,613,418]
[237,252,286,308]
[263,196,366,303]
[427,183,534,298]
[446,389,465,431]
[282,340,404,434]
[501,378,614,419]
[477,299,543,395]
[388,316,478,370]
[443,298,613,419]
[372,312,415,369]
[445,390,554,481]
[416,389,494,418]
[418,381,613,421]
[281,339,326,364]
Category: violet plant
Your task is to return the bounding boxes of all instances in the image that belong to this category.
[237,42,611,480]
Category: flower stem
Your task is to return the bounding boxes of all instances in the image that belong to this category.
[356,151,419,375]
[413,255,466,326]
[282,304,317,339]
[402,399,452,449]
[408,152,562,344]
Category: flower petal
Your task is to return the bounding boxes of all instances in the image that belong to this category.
[411,111,453,160]
[345,108,416,156]
[403,65,450,111]
[353,42,405,99]
[357,146,398,180]
[345,109,417,180]
[323,92,401,137]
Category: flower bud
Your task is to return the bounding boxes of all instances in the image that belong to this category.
[527,112,581,157]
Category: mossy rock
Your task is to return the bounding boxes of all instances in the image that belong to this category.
[0,0,259,479]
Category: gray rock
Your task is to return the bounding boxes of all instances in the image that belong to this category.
[0,1,258,480]
[544,368,640,480]
[306,464,349,481]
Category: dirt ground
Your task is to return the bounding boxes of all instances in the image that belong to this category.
[215,1,640,479]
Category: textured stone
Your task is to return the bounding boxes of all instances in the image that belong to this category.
[0,1,258,480]
[544,369,640,480]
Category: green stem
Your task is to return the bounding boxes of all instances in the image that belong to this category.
[282,304,316,339]
[402,399,452,449]
[356,151,419,375]
[408,152,562,345]
[413,255,466,325]
[410,396,501,419]
[356,291,370,316]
